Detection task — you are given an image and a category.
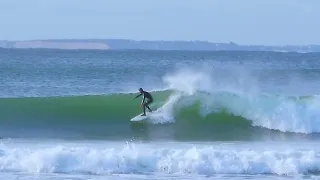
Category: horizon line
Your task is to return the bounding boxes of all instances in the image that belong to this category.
[1,38,319,47]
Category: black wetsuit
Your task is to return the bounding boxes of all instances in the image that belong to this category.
[142,91,153,104]
[135,91,153,115]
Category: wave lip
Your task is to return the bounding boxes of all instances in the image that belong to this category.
[0,143,319,176]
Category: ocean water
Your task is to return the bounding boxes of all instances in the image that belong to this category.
[1,49,320,179]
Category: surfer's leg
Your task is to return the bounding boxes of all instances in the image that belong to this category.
[146,100,152,112]
[146,105,152,112]
[141,103,146,116]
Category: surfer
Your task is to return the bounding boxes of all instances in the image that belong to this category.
[134,88,153,116]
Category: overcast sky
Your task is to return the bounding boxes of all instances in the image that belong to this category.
[0,0,319,45]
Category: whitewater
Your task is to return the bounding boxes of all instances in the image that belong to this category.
[1,49,320,179]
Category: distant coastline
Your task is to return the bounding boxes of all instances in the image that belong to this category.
[0,39,320,52]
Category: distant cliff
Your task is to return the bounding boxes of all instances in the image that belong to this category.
[0,39,320,52]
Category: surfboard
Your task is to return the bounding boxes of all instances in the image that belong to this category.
[130,113,150,122]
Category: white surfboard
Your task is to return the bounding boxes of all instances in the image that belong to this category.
[130,113,151,122]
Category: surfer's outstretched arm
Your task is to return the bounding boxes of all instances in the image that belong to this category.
[134,93,142,99]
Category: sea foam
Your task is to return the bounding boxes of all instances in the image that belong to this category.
[0,142,319,176]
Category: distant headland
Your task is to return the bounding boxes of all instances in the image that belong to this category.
[0,39,319,52]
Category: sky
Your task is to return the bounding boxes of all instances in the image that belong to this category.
[0,0,319,45]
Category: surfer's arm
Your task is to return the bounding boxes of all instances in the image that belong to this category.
[134,93,142,99]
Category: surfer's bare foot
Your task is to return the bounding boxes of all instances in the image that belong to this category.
[141,114,146,116]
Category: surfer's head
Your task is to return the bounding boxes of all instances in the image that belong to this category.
[139,88,143,93]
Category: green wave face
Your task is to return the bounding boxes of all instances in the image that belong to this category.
[0,90,318,141]
[0,91,165,118]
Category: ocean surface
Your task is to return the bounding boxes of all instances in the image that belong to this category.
[1,49,320,179]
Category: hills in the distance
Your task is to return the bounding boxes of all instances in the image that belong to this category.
[1,39,320,52]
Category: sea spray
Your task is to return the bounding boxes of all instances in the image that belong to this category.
[161,67,320,133]
[148,93,182,124]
